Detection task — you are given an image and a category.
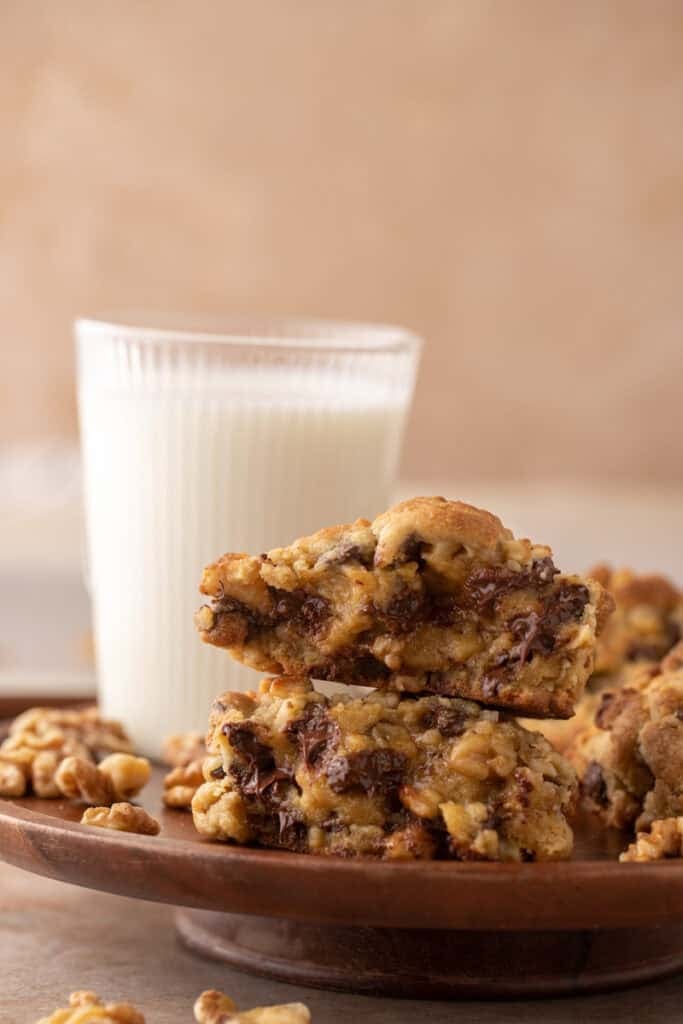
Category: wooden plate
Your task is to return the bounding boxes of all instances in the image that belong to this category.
[1,765,682,998]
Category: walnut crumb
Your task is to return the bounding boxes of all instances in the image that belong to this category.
[35,989,145,1023]
[194,989,310,1023]
[81,803,160,836]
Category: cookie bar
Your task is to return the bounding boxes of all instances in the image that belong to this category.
[196,497,612,717]
[568,644,683,830]
[192,676,577,861]
[590,565,683,675]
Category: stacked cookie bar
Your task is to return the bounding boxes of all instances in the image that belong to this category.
[192,497,613,861]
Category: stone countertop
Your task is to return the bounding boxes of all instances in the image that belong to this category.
[1,860,678,1023]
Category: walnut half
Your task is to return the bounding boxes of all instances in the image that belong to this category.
[35,989,145,1023]
[193,989,310,1023]
[80,803,160,836]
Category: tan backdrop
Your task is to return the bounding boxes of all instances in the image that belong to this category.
[1,0,682,482]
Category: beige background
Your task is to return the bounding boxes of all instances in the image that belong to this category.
[1,0,682,482]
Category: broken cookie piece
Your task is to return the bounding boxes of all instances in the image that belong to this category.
[569,643,683,830]
[196,497,612,718]
[191,676,577,862]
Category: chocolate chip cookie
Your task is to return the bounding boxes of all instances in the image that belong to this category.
[195,497,612,718]
[569,643,683,830]
[191,676,577,861]
[590,564,683,676]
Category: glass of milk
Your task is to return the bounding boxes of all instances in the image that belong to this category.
[75,315,421,755]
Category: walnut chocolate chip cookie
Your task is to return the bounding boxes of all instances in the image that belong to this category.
[191,676,577,862]
[568,643,683,830]
[590,564,683,675]
[195,497,612,718]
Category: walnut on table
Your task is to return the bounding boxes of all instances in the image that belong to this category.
[162,730,206,768]
[0,705,134,799]
[194,989,311,1023]
[163,759,205,809]
[34,989,145,1023]
[620,817,683,863]
[81,802,160,836]
[55,754,151,806]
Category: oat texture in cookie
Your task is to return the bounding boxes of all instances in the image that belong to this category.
[34,989,145,1023]
[590,565,683,675]
[569,643,683,830]
[194,989,310,1023]
[196,498,612,717]
[191,676,577,861]
[620,817,683,862]
[0,706,134,799]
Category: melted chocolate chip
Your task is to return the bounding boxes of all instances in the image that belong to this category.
[277,809,307,850]
[325,749,407,798]
[582,760,609,808]
[224,723,292,801]
[464,557,560,616]
[209,765,226,779]
[421,704,469,738]
[269,589,331,636]
[380,589,425,634]
[286,702,340,768]
[317,541,372,568]
[675,708,683,722]
[313,653,391,683]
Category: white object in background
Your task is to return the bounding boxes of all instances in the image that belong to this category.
[76,316,421,756]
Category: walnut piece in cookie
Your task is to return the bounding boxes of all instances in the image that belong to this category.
[192,676,577,862]
[620,817,683,862]
[589,564,683,675]
[34,989,145,1023]
[162,730,206,767]
[568,643,683,830]
[163,760,205,808]
[81,802,160,835]
[56,754,151,806]
[194,989,310,1023]
[196,497,612,718]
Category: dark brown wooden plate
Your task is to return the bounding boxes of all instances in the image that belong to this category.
[1,765,682,998]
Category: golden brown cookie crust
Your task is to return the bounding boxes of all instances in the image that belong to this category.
[196,497,611,718]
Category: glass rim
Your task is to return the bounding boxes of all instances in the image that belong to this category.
[75,314,422,355]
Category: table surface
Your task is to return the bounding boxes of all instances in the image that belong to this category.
[2,860,683,1024]
[4,481,683,1021]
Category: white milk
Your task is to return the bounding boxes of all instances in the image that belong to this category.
[78,340,415,755]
